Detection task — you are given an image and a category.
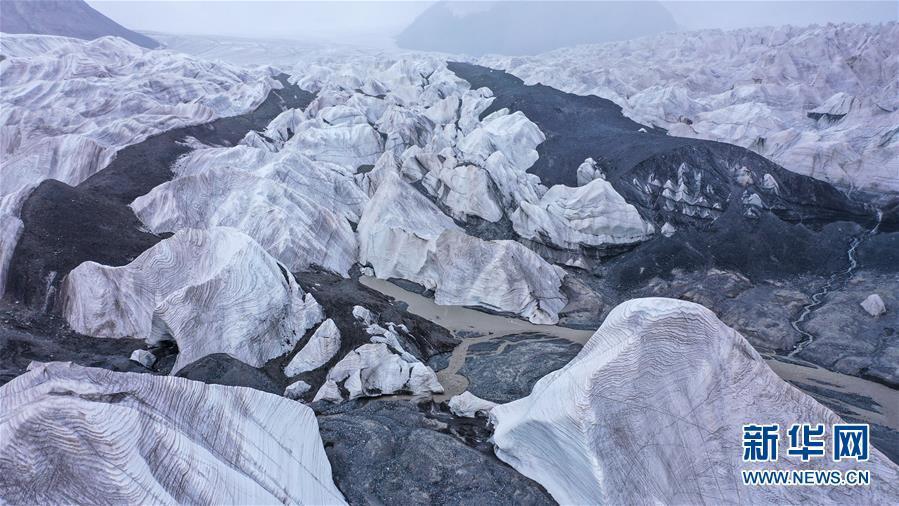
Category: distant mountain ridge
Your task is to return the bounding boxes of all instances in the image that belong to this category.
[396,0,677,56]
[0,0,159,49]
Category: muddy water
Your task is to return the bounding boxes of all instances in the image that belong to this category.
[359,276,593,400]
[765,355,899,431]
[362,276,896,434]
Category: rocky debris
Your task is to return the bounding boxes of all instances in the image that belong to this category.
[799,272,899,387]
[129,349,156,369]
[284,319,342,377]
[490,298,899,504]
[447,62,872,293]
[448,391,498,418]
[459,333,583,403]
[862,293,887,317]
[174,353,281,395]
[0,302,160,386]
[284,380,312,400]
[60,227,324,374]
[315,400,554,505]
[0,362,345,505]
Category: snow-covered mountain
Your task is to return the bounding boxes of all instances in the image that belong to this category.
[0,0,159,48]
[481,23,899,193]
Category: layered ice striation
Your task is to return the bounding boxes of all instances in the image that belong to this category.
[60,227,324,373]
[512,177,654,250]
[131,150,362,276]
[490,298,899,503]
[358,173,567,324]
[0,361,345,505]
[0,34,277,297]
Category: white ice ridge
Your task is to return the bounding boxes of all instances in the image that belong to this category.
[0,361,346,505]
[512,177,655,250]
[285,319,342,377]
[490,297,899,504]
[60,227,324,373]
[448,391,497,418]
[132,150,363,276]
[0,33,277,199]
[481,22,899,193]
[358,173,567,324]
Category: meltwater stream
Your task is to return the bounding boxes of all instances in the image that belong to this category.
[789,210,883,357]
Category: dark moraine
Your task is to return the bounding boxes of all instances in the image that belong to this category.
[4,76,313,308]
[0,302,154,386]
[458,333,583,403]
[315,399,554,505]
[447,63,879,286]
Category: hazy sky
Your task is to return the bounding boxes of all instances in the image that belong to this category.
[87,0,898,43]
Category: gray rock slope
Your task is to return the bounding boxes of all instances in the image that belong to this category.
[0,0,159,48]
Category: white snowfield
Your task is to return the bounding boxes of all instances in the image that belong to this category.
[60,227,324,374]
[481,22,899,193]
[490,298,899,504]
[0,361,346,505]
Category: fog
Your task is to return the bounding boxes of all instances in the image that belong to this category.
[87,0,897,46]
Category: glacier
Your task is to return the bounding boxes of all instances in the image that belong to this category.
[481,23,899,192]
